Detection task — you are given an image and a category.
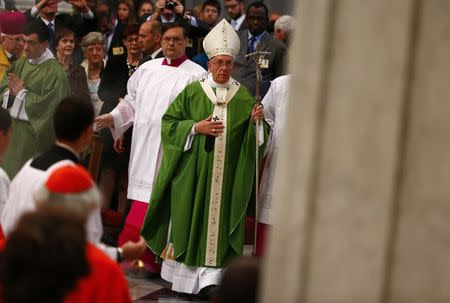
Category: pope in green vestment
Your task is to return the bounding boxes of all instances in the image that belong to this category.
[141,75,269,268]
[0,51,69,177]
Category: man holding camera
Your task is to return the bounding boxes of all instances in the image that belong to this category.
[148,0,209,58]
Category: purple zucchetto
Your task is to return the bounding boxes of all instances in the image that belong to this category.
[0,11,27,35]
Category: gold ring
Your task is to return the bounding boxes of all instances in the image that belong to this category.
[212,128,215,133]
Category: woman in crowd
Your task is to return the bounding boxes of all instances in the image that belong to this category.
[80,32,106,116]
[136,0,154,22]
[117,0,137,25]
[55,28,90,100]
[97,24,142,227]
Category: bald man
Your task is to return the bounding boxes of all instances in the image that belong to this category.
[138,20,164,65]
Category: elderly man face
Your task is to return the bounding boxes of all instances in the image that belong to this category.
[161,26,187,60]
[1,34,25,57]
[208,54,234,84]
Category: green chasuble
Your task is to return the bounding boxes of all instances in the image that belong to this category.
[0,57,69,178]
[141,78,269,268]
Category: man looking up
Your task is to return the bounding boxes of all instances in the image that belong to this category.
[95,22,205,274]
[224,0,246,31]
[138,19,163,65]
[140,19,269,297]
[0,11,27,80]
[0,20,68,178]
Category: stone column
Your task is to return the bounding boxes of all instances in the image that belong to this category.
[260,0,450,302]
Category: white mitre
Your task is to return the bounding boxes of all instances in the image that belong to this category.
[203,19,240,59]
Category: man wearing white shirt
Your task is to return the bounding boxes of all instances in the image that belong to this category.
[95,22,205,274]
[224,0,246,32]
[0,21,68,178]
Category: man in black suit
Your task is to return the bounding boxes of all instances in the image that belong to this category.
[231,1,286,98]
[25,0,95,53]
[96,3,125,62]
[138,19,164,65]
[224,0,247,32]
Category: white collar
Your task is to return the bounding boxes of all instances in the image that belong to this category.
[151,48,162,59]
[207,73,233,89]
[28,48,54,65]
[55,142,80,160]
[4,49,13,59]
[40,17,55,26]
[161,15,176,23]
[233,14,246,30]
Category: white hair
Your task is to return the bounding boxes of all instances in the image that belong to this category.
[274,15,295,34]
[34,185,101,216]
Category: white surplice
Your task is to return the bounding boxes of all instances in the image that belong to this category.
[109,58,206,202]
[259,75,291,225]
[0,167,10,218]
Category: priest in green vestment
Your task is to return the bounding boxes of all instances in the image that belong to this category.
[140,19,269,295]
[0,21,69,178]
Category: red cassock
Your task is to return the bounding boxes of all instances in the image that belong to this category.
[0,241,131,303]
[64,243,131,303]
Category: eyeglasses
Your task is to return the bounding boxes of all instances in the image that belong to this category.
[162,36,184,44]
[225,3,239,9]
[23,39,41,46]
[210,60,233,69]
[5,36,25,43]
[86,45,104,53]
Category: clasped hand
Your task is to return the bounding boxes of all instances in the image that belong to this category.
[194,116,224,137]
[8,73,25,96]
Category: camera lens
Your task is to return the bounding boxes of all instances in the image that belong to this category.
[165,1,176,9]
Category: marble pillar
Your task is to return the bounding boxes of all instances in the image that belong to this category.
[260,0,450,302]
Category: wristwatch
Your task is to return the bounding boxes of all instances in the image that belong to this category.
[117,247,124,262]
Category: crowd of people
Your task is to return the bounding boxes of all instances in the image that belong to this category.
[0,0,294,301]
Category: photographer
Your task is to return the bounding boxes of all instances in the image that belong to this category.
[147,0,209,58]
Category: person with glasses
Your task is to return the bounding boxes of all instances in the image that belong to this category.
[140,19,269,299]
[95,22,205,276]
[224,0,246,32]
[0,20,69,178]
[0,11,27,80]
[97,24,143,224]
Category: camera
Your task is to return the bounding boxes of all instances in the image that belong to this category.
[165,1,177,9]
